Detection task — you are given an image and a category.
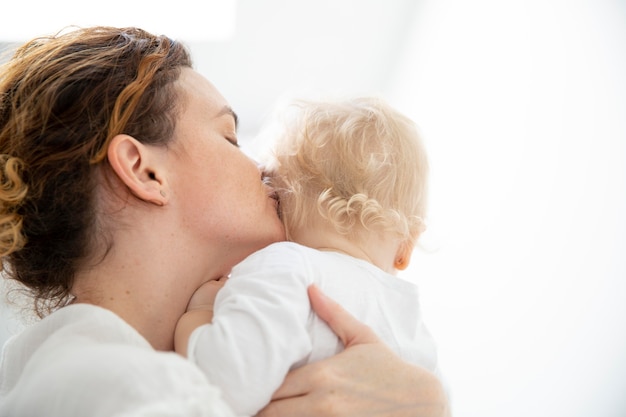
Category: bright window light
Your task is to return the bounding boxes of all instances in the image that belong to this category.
[1,0,236,42]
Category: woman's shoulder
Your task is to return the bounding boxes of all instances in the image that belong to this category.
[1,304,233,416]
[1,304,174,390]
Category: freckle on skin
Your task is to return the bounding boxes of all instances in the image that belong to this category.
[126,290,130,295]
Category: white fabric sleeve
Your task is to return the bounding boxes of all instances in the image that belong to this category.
[187,243,314,417]
[1,342,235,417]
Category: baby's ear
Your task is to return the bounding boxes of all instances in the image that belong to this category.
[106,134,168,206]
[394,238,416,271]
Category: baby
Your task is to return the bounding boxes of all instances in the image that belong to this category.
[175,96,441,416]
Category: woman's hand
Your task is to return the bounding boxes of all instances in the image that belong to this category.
[256,285,450,417]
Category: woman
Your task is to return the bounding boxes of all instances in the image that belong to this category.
[0,26,448,416]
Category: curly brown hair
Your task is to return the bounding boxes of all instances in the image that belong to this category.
[0,26,192,316]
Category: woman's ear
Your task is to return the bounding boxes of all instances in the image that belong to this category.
[107,134,168,206]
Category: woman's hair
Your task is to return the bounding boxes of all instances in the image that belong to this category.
[0,26,192,316]
[267,96,429,244]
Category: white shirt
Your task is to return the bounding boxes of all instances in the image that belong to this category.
[188,242,440,417]
[0,304,235,417]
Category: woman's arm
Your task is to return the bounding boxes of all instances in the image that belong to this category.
[257,285,451,417]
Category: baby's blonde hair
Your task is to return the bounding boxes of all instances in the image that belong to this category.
[266,96,429,245]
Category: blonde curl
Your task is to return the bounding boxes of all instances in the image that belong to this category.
[318,188,425,239]
[267,96,429,245]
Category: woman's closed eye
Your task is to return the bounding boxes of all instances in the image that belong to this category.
[225,136,240,148]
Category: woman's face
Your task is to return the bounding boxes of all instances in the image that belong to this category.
[167,68,285,275]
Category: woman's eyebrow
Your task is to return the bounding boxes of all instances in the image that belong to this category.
[216,105,239,130]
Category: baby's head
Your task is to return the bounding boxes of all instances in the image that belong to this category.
[266,96,428,254]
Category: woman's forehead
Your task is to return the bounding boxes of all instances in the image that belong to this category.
[177,68,229,114]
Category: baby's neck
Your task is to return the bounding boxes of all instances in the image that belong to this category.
[291,226,400,275]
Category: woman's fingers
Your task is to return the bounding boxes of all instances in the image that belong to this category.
[257,284,450,417]
[307,284,379,347]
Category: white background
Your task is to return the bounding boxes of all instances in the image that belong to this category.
[2,1,625,416]
[390,2,626,417]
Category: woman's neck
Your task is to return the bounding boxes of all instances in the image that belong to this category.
[72,269,187,351]
[71,234,214,351]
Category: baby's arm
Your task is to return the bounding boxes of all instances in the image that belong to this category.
[174,277,227,357]
[176,245,314,416]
